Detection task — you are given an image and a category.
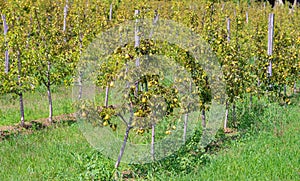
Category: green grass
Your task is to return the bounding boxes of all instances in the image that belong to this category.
[194,126,300,180]
[0,86,73,126]
[0,123,93,180]
[0,94,299,180]
[174,97,300,180]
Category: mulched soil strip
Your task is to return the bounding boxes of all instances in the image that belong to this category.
[0,113,239,142]
[0,113,76,141]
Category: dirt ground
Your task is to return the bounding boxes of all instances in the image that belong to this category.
[0,113,76,141]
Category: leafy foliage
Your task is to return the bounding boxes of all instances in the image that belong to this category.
[0,0,299,178]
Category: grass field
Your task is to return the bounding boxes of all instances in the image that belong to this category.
[0,123,88,180]
[0,86,73,126]
[0,94,299,180]
[177,99,300,180]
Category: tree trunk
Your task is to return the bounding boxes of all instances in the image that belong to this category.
[284,84,287,108]
[78,71,83,100]
[293,0,298,10]
[47,84,53,123]
[149,9,159,39]
[183,81,193,142]
[19,93,25,127]
[105,84,110,107]
[134,9,140,67]
[267,13,274,89]
[115,103,134,169]
[277,0,284,6]
[232,102,236,127]
[115,125,131,169]
[151,124,155,161]
[201,108,206,128]
[249,94,253,111]
[17,50,25,127]
[224,101,229,130]
[78,33,83,100]
[183,113,188,143]
[47,61,53,123]
[2,14,9,73]
[227,18,230,42]
[63,1,68,32]
[109,3,113,21]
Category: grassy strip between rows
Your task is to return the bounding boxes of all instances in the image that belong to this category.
[177,102,300,181]
[0,95,299,180]
[0,86,73,126]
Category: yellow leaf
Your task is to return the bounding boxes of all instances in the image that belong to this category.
[165,130,171,135]
[103,121,109,126]
[104,114,110,120]
[110,81,114,87]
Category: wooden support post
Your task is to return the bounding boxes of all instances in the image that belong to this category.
[2,14,9,73]
[267,13,274,90]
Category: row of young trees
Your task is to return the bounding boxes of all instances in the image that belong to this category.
[106,1,300,168]
[0,0,112,125]
[1,0,299,173]
[0,0,298,145]
[2,0,297,124]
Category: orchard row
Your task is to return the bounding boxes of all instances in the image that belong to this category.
[0,0,299,126]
